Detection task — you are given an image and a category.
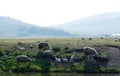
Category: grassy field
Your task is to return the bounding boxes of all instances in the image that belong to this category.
[0,38,120,73]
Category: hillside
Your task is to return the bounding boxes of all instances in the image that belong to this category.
[0,16,73,38]
[0,38,120,73]
[54,12,120,36]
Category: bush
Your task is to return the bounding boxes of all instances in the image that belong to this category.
[29,65,41,72]
[37,52,43,58]
[100,68,116,73]
[52,45,61,53]
[72,63,84,72]
[0,48,4,57]
[116,68,120,73]
[0,64,7,71]
[65,50,73,53]
[51,67,65,72]
[64,46,69,50]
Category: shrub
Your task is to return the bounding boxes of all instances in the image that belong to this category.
[0,64,7,71]
[65,50,73,53]
[52,45,61,53]
[115,68,120,73]
[29,65,41,72]
[0,48,4,57]
[37,51,43,58]
[51,67,65,72]
[64,46,69,50]
[72,63,84,72]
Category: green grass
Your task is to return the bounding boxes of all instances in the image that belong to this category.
[0,38,119,73]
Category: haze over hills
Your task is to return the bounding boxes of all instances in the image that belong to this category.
[0,16,74,38]
[54,12,120,37]
[0,12,120,38]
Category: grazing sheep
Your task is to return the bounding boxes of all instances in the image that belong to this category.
[16,55,32,63]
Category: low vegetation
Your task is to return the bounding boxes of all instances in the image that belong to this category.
[0,38,119,73]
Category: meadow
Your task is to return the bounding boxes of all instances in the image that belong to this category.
[0,38,120,73]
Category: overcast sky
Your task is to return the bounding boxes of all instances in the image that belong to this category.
[0,0,120,27]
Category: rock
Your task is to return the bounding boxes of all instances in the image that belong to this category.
[29,45,34,49]
[16,43,26,51]
[70,55,80,63]
[17,45,26,51]
[82,38,84,40]
[38,42,50,50]
[114,38,120,42]
[88,38,92,40]
[43,48,54,57]
[54,57,61,63]
[83,47,99,56]
[16,55,32,62]
[5,50,12,55]
[61,57,68,63]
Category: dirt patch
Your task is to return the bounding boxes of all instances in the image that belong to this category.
[102,46,120,68]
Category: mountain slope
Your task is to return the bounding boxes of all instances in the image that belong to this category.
[54,12,120,36]
[0,16,73,37]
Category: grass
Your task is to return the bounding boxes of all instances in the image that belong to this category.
[0,38,119,73]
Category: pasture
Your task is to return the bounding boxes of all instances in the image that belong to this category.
[0,38,120,73]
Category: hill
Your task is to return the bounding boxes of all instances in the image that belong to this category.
[0,16,73,38]
[54,12,120,37]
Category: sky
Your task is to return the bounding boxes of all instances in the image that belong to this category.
[0,0,120,27]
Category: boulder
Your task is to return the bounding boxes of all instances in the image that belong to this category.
[83,47,99,56]
[16,55,32,62]
[61,57,68,63]
[43,48,54,57]
[54,57,61,63]
[38,42,50,50]
[70,55,80,63]
[17,45,26,51]
[5,50,12,55]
